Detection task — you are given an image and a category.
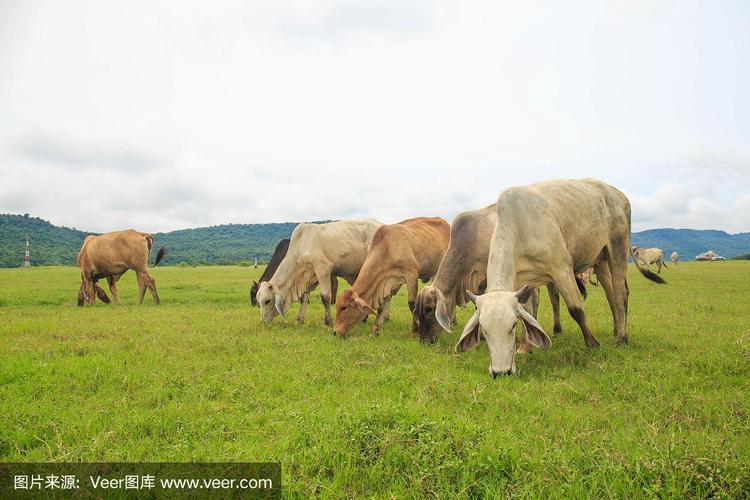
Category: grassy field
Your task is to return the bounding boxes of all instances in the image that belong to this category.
[1,262,749,497]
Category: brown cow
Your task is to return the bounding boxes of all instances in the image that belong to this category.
[333,217,450,336]
[76,229,166,306]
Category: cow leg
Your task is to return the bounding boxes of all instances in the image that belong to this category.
[136,271,159,305]
[330,276,338,305]
[516,287,538,354]
[315,265,335,327]
[107,274,122,305]
[554,269,599,348]
[146,273,160,305]
[547,284,563,334]
[371,296,392,336]
[296,292,310,324]
[605,244,629,345]
[656,260,662,274]
[594,260,619,338]
[136,273,148,305]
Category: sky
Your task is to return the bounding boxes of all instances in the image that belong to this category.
[1,0,749,233]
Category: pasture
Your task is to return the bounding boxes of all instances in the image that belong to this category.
[0,263,749,497]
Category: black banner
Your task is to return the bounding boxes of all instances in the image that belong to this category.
[0,462,280,499]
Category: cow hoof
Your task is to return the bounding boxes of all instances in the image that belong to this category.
[553,325,562,335]
[615,335,629,346]
[585,337,600,348]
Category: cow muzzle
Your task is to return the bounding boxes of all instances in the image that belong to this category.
[491,364,517,378]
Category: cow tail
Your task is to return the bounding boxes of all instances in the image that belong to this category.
[152,246,167,267]
[631,248,667,284]
[661,259,669,269]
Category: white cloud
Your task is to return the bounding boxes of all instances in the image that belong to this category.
[1,0,749,233]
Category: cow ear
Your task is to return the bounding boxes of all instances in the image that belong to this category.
[274,294,286,318]
[516,304,550,350]
[455,310,481,353]
[354,296,377,314]
[94,284,111,304]
[514,284,533,304]
[435,293,452,333]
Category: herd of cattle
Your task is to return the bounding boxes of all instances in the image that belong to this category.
[77,178,698,377]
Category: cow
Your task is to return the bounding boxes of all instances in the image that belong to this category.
[671,251,679,264]
[76,229,167,306]
[332,217,450,337]
[577,267,598,286]
[250,239,338,313]
[453,179,666,377]
[631,246,668,273]
[414,204,566,345]
[256,219,383,326]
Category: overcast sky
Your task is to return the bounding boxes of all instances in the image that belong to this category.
[1,0,749,233]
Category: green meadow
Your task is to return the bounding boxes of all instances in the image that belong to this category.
[0,262,749,497]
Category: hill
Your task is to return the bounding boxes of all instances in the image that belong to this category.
[2,214,749,267]
[0,214,310,267]
[630,228,750,261]
[0,214,89,268]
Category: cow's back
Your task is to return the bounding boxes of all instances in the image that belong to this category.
[260,239,290,282]
[290,219,383,276]
[497,179,630,272]
[448,204,496,266]
[370,217,450,279]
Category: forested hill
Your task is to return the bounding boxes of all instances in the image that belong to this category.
[2,214,749,267]
[0,214,313,267]
[630,228,750,261]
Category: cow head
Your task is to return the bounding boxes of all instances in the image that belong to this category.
[333,289,375,336]
[257,282,286,323]
[455,285,551,378]
[415,286,453,344]
[250,281,260,307]
[77,276,95,306]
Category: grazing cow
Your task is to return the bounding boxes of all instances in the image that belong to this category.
[631,246,668,273]
[76,229,167,306]
[256,219,383,326]
[414,204,565,345]
[250,239,338,310]
[453,179,666,377]
[333,217,450,336]
[671,251,679,264]
[577,267,598,286]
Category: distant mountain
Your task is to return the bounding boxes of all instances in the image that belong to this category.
[0,214,320,268]
[1,214,749,267]
[631,228,750,261]
[0,214,88,268]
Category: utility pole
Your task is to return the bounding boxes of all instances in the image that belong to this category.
[24,236,31,267]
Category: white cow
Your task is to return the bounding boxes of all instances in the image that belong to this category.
[671,251,679,264]
[256,219,383,326]
[414,203,565,345]
[454,179,666,378]
[631,246,668,273]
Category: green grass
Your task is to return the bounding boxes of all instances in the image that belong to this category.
[1,262,749,497]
